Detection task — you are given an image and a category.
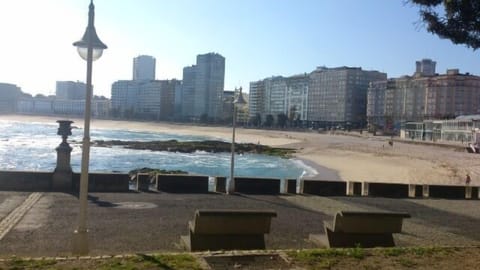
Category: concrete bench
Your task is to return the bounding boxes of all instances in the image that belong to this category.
[181,209,277,251]
[309,211,410,248]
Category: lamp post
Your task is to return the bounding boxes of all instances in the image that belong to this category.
[72,0,107,255]
[227,87,246,194]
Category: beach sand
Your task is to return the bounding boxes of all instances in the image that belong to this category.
[2,114,478,185]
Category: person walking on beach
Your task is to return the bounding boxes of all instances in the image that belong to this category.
[388,136,394,147]
[466,174,471,185]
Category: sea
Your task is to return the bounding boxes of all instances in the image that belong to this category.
[0,120,317,179]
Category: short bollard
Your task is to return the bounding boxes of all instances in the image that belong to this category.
[408,184,416,198]
[346,181,355,196]
[280,179,288,194]
[422,185,430,198]
[465,186,472,199]
[136,173,150,191]
[297,179,304,194]
[361,182,369,196]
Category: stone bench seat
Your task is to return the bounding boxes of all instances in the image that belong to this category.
[181,209,277,251]
[310,211,410,248]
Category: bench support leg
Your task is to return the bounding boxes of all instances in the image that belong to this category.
[184,233,266,251]
[325,227,395,248]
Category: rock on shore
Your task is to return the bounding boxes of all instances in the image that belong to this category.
[92,139,296,158]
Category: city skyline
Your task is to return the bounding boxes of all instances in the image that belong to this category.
[1,0,480,98]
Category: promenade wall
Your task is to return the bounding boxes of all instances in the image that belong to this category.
[0,171,52,191]
[0,170,478,200]
[0,170,130,192]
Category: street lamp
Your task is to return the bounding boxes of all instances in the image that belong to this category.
[72,0,107,255]
[227,87,247,194]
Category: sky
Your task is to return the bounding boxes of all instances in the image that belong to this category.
[0,0,479,98]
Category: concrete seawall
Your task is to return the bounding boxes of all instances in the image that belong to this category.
[0,170,129,192]
[0,170,477,200]
[0,171,52,191]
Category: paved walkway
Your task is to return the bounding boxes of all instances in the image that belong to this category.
[0,191,479,257]
[0,192,41,240]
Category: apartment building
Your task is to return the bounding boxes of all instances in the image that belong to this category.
[111,79,179,120]
[286,74,309,121]
[133,55,156,81]
[193,53,225,120]
[0,83,22,113]
[223,89,249,123]
[415,58,436,76]
[248,80,265,120]
[366,81,387,129]
[17,96,110,117]
[308,67,386,127]
[264,76,287,118]
[180,65,196,119]
[135,81,163,119]
[179,53,225,121]
[367,60,480,131]
[111,80,140,117]
[248,74,309,123]
[56,81,86,100]
[17,96,54,114]
[424,69,480,118]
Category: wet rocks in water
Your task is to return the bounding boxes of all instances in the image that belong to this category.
[128,167,188,177]
[93,140,295,158]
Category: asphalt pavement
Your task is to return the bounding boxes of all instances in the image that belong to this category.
[0,191,479,257]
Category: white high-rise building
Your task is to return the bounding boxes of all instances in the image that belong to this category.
[180,53,225,121]
[111,79,179,120]
[286,74,309,121]
[111,80,139,117]
[248,75,309,123]
[264,76,287,117]
[194,53,225,120]
[181,65,196,119]
[0,83,22,112]
[133,55,156,81]
[248,80,265,119]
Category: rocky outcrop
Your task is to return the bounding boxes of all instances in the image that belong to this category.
[92,140,295,158]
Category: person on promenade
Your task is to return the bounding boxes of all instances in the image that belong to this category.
[466,174,471,185]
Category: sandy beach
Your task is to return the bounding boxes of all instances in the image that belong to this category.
[2,114,478,185]
[2,114,480,259]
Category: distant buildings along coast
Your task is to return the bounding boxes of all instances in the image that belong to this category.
[1,57,480,143]
[249,67,387,128]
[112,53,227,122]
[15,80,109,117]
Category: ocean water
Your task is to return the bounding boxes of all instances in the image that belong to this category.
[0,120,316,179]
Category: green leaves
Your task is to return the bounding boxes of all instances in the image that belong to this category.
[411,0,480,49]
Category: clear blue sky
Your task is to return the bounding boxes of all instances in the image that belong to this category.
[0,0,479,97]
